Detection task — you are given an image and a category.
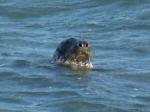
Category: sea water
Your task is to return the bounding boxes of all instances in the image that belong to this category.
[0,0,150,112]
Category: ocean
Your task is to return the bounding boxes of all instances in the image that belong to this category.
[0,0,150,112]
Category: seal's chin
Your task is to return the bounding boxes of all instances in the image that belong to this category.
[56,58,93,69]
[65,61,93,69]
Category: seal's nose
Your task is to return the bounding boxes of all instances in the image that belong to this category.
[78,41,88,47]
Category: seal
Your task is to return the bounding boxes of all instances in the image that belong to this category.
[52,37,93,68]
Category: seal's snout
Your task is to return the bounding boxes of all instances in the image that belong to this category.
[77,41,89,47]
[75,41,91,62]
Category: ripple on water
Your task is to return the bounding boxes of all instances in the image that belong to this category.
[46,98,131,112]
[1,52,11,57]
[138,10,150,20]
[0,96,29,106]
[133,46,150,54]
[135,96,150,103]
[0,70,19,80]
[0,6,70,19]
[12,59,31,67]
[114,71,150,83]
[127,22,150,30]
[11,75,52,88]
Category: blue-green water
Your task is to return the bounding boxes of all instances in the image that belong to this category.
[0,0,150,112]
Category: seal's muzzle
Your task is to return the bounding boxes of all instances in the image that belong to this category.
[75,41,90,62]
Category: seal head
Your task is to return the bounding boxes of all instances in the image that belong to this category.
[52,38,93,68]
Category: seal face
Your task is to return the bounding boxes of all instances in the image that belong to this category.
[52,37,93,68]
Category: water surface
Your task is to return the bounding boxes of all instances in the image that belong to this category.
[0,0,150,112]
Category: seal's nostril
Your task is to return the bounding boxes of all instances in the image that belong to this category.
[85,43,88,47]
[78,43,82,47]
[78,42,88,47]
[83,41,88,47]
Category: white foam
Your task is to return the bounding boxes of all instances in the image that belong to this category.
[56,60,93,69]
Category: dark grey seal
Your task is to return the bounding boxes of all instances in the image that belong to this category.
[52,37,93,68]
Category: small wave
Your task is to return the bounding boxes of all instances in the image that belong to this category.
[12,59,31,68]
[1,37,45,48]
[133,47,150,54]
[92,68,117,72]
[12,75,53,88]
[36,64,55,70]
[115,71,150,83]
[47,99,106,109]
[0,96,29,105]
[1,52,11,57]
[0,70,20,80]
[118,0,140,7]
[138,10,150,20]
[128,23,150,30]
[10,90,81,98]
[0,6,69,19]
[135,96,150,103]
